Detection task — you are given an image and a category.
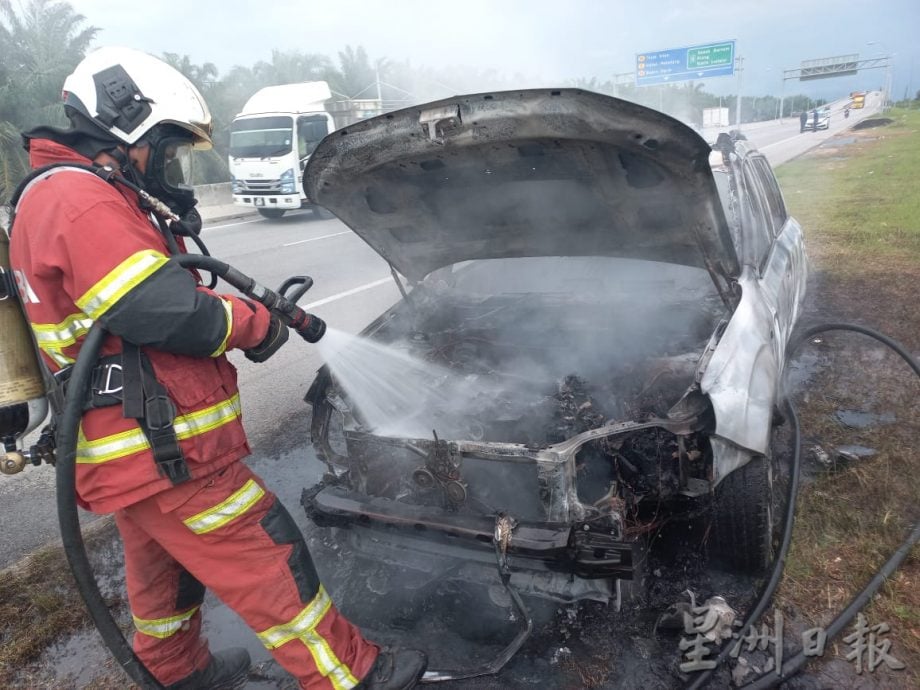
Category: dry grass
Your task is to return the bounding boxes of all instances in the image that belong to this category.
[773,109,920,687]
[0,519,125,687]
[560,653,612,688]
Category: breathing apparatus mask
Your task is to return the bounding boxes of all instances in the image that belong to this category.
[133,125,202,235]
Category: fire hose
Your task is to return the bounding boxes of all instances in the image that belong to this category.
[689,323,920,690]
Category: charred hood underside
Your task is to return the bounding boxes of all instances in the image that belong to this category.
[303,89,739,284]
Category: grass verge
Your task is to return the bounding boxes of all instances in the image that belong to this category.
[0,518,125,686]
[774,108,920,686]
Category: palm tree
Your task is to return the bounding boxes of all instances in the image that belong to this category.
[333,45,378,99]
[0,0,97,202]
[161,53,219,95]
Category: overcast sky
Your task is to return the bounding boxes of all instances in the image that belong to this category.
[67,0,918,100]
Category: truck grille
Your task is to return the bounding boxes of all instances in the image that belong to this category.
[240,179,282,194]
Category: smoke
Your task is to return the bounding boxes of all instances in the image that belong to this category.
[315,327,505,439]
[317,256,724,444]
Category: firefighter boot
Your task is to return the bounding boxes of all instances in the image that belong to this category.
[165,647,251,690]
[359,648,428,690]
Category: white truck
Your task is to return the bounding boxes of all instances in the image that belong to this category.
[230,82,377,219]
[702,106,730,129]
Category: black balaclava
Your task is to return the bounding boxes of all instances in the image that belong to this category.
[22,109,125,163]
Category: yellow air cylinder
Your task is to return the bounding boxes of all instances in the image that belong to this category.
[0,227,48,445]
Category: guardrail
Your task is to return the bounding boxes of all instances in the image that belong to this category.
[193,182,232,208]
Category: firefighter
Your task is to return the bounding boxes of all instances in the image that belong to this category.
[9,47,426,690]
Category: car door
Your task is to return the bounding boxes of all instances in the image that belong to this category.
[746,156,806,367]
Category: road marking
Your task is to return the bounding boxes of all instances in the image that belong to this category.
[283,231,351,247]
[204,217,261,231]
[300,277,392,309]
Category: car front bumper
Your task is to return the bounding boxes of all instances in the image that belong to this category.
[303,484,639,581]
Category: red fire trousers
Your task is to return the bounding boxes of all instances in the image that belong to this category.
[114,461,378,689]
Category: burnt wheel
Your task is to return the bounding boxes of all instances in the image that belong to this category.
[709,455,773,573]
[257,208,286,219]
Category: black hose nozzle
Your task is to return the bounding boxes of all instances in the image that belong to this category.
[291,312,326,343]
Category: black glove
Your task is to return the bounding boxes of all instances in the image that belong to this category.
[244,316,289,363]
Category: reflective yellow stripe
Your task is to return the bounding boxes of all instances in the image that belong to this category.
[76,249,169,319]
[76,425,149,464]
[133,606,199,639]
[210,298,233,357]
[76,394,242,464]
[32,313,94,346]
[46,349,75,367]
[182,479,265,534]
[256,586,359,690]
[31,313,93,367]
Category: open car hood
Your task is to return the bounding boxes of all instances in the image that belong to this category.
[304,89,739,282]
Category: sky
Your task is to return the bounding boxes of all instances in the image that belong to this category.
[65,0,919,101]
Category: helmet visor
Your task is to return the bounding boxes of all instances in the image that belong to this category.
[161,138,194,189]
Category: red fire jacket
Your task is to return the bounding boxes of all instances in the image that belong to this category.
[10,139,271,512]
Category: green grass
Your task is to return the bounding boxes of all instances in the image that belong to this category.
[772,109,920,685]
[776,108,920,267]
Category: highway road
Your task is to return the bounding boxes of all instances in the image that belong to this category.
[0,91,884,568]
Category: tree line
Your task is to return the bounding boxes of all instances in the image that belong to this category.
[1,0,847,202]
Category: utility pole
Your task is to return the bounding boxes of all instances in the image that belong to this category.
[612,71,634,99]
[867,42,893,110]
[779,75,786,122]
[735,55,744,128]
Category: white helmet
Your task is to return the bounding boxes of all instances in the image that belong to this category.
[62,46,212,149]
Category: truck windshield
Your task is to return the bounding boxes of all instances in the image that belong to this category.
[230,116,294,158]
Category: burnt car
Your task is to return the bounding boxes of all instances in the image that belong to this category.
[301,89,807,607]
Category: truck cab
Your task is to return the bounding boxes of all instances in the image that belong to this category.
[229,82,337,219]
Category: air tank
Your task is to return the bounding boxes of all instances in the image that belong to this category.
[0,227,48,472]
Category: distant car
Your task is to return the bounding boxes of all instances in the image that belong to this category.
[804,108,830,131]
[301,90,807,607]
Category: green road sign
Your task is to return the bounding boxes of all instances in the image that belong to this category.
[636,40,736,86]
[687,43,734,69]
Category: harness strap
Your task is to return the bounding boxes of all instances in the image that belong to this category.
[12,166,100,209]
[55,345,190,485]
[9,164,118,232]
[131,343,189,485]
